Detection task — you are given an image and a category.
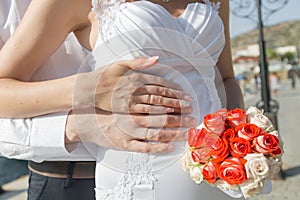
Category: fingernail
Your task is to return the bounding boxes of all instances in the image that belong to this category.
[138,56,159,69]
[165,107,174,113]
[147,56,159,63]
[184,94,193,101]
[179,100,191,107]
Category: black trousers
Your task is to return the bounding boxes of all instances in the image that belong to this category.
[27,171,95,200]
[0,157,28,185]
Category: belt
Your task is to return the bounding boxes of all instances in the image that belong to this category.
[28,161,96,179]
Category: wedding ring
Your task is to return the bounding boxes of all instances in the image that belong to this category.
[179,99,190,107]
[144,128,149,140]
[147,94,152,105]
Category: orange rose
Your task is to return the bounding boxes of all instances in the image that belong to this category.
[235,123,262,141]
[226,108,247,127]
[204,109,226,135]
[253,133,280,155]
[202,161,218,184]
[221,128,236,142]
[230,137,252,158]
[271,148,282,156]
[202,132,220,149]
[218,157,247,185]
[188,128,219,149]
[188,128,207,148]
[210,138,229,163]
[191,148,211,164]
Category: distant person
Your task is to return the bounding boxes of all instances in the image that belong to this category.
[288,67,297,89]
[270,72,281,97]
[254,73,260,92]
[291,72,296,89]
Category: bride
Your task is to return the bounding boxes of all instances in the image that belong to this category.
[0,0,249,199]
[90,0,246,199]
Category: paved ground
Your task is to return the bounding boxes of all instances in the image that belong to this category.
[244,78,300,200]
[1,78,300,200]
[0,176,27,200]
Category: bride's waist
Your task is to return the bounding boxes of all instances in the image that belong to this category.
[97,141,187,173]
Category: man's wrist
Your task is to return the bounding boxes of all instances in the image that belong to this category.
[65,110,81,144]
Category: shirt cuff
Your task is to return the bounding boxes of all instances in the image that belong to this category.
[31,111,70,162]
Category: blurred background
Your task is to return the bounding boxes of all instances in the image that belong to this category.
[230,0,300,200]
[230,0,300,98]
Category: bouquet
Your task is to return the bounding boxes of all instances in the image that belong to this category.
[180,107,283,199]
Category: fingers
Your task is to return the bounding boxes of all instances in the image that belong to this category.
[119,56,159,70]
[130,85,192,114]
[135,85,191,101]
[129,104,192,114]
[140,73,183,90]
[116,129,186,154]
[131,114,198,128]
[126,140,174,154]
[124,129,187,154]
[129,104,175,114]
[132,94,191,108]
[145,129,187,142]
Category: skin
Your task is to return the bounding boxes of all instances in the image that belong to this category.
[0,0,192,118]
[0,0,244,153]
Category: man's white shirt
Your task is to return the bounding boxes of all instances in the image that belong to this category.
[0,0,96,162]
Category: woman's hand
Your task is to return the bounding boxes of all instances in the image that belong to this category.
[65,108,198,153]
[73,57,192,114]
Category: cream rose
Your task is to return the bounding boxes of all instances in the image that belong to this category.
[246,107,274,132]
[267,157,282,179]
[268,130,279,137]
[246,106,262,115]
[213,179,239,191]
[240,179,264,199]
[180,148,197,171]
[244,154,270,181]
[189,165,204,184]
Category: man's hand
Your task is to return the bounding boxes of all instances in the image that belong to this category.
[65,108,197,154]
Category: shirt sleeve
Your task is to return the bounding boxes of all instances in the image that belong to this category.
[0,112,96,162]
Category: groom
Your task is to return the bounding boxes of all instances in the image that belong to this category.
[0,1,195,199]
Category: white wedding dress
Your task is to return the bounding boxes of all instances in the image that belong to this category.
[90,0,244,199]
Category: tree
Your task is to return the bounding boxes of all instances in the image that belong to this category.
[281,52,296,64]
[267,48,279,60]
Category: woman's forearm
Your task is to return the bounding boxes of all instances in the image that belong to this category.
[0,75,77,118]
[224,78,245,109]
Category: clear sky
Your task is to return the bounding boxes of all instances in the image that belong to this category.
[230,0,300,38]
